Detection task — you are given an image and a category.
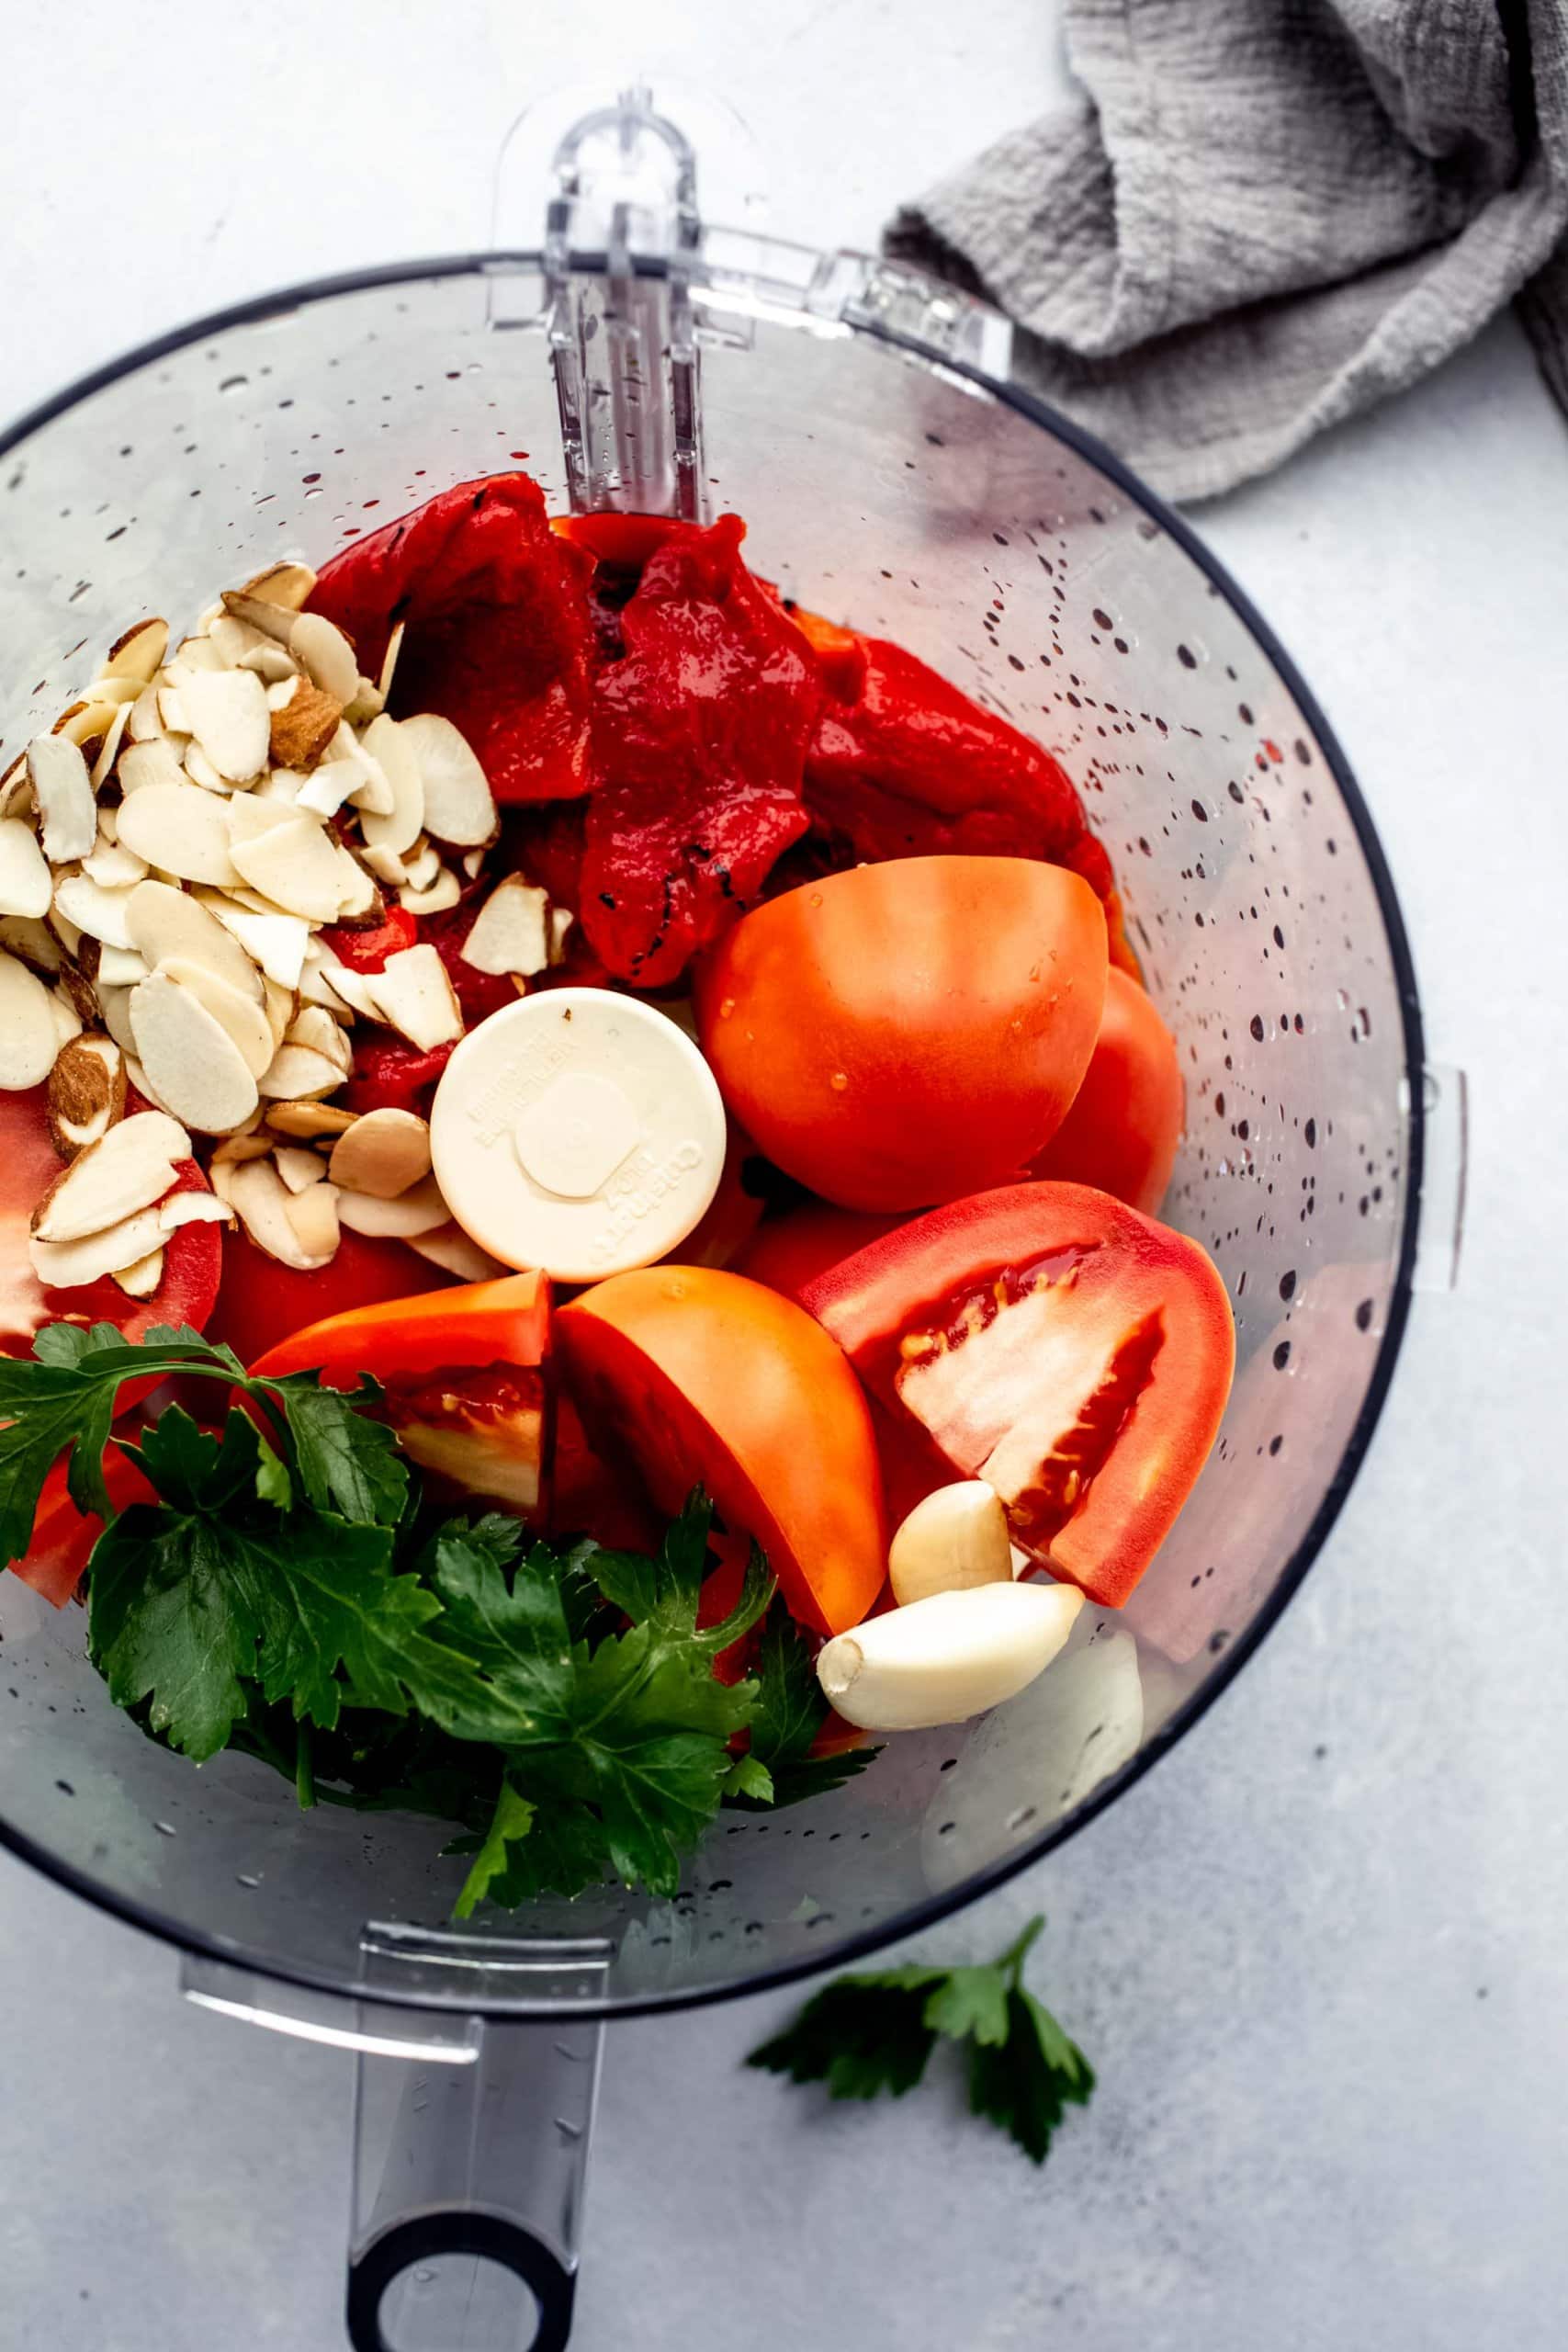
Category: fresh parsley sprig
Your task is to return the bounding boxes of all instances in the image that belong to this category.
[748,1915,1094,2165]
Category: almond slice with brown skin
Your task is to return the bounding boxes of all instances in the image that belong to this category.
[335,1174,449,1238]
[117,783,241,888]
[261,976,294,1049]
[333,845,379,922]
[327,1109,432,1199]
[0,915,61,974]
[399,871,462,915]
[125,683,165,744]
[308,948,378,1020]
[285,1179,341,1261]
[257,1044,345,1101]
[114,1248,165,1298]
[378,622,405,702]
[296,957,353,1018]
[401,837,441,892]
[90,702,134,792]
[0,951,68,1090]
[30,1108,189,1241]
[285,1005,352,1072]
[265,1099,356,1138]
[159,956,276,1080]
[29,1203,168,1289]
[460,876,551,978]
[47,1035,126,1159]
[228,814,344,922]
[241,560,316,612]
[0,820,54,920]
[364,943,463,1050]
[159,1189,237,1229]
[118,736,186,796]
[399,713,496,846]
[27,735,96,863]
[360,841,409,888]
[288,612,359,705]
[128,971,260,1135]
[127,880,264,1003]
[357,715,423,854]
[227,1155,333,1269]
[269,677,344,773]
[98,619,169,686]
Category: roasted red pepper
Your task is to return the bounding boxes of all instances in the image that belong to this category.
[582,515,816,985]
[321,905,419,974]
[309,472,596,804]
[344,1036,457,1118]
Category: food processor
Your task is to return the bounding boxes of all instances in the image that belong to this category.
[0,85,1461,2352]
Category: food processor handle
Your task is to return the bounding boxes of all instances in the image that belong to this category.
[346,2008,604,2352]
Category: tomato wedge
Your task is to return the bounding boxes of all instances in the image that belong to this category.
[803,1183,1234,1609]
[9,1449,153,1609]
[556,1265,887,1637]
[0,1089,222,1358]
[1029,968,1184,1215]
[252,1273,551,1516]
[732,1204,908,1304]
[209,1225,455,1370]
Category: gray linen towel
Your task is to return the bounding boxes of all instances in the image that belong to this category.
[888,0,1568,499]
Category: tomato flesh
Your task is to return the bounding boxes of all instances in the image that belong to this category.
[383,1366,547,1514]
[803,1182,1233,1609]
[557,1266,887,1637]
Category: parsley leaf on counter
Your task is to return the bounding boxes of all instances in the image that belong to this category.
[748,1915,1094,2165]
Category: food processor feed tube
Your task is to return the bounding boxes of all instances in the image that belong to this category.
[0,71,1454,2352]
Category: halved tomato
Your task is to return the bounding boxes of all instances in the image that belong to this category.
[556,1265,887,1637]
[732,1204,908,1305]
[0,1089,222,1358]
[803,1183,1234,1609]
[1029,968,1184,1215]
[252,1272,551,1516]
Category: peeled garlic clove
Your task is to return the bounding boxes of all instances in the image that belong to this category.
[888,1481,1015,1607]
[817,1581,1085,1732]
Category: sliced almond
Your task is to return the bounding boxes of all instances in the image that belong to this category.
[128,971,260,1135]
[358,715,423,854]
[156,685,190,735]
[47,1035,125,1159]
[184,742,232,796]
[327,1108,432,1199]
[160,956,276,1080]
[265,1098,356,1138]
[195,895,310,989]
[210,1129,272,1168]
[0,914,61,974]
[54,700,123,756]
[269,678,343,772]
[296,956,353,1017]
[285,1005,351,1073]
[125,683,165,744]
[256,767,306,808]
[228,813,344,922]
[256,1044,346,1101]
[400,713,495,847]
[97,986,137,1057]
[81,677,142,710]
[308,948,378,1020]
[237,637,299,686]
[32,1107,190,1240]
[286,1178,341,1260]
[364,943,462,1050]
[53,873,141,951]
[0,953,72,1090]
[227,1155,333,1269]
[401,837,441,891]
[220,590,296,645]
[90,702,134,792]
[27,735,96,863]
[29,1203,167,1288]
[241,560,316,612]
[261,976,294,1048]
[173,638,226,675]
[274,1145,327,1193]
[113,1248,165,1299]
[335,1174,449,1238]
[97,944,152,988]
[341,679,385,728]
[81,833,150,890]
[160,1188,237,1229]
[50,908,83,960]
[99,618,169,686]
[209,1159,237,1206]
[0,759,31,820]
[333,845,379,921]
[288,612,359,705]
[49,989,84,1048]
[118,736,186,796]
[0,820,54,920]
[224,794,299,845]
[361,842,410,888]
[461,848,487,882]
[295,760,359,821]
[461,875,551,978]
[378,622,405,703]
[407,1222,507,1282]
[180,667,270,783]
[400,871,462,915]
[117,783,240,888]
[127,880,264,1003]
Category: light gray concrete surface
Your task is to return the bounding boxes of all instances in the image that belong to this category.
[3,5,1566,2347]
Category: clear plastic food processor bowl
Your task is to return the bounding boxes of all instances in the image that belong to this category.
[0,87,1457,2352]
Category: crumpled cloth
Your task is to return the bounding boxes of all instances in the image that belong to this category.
[887,0,1568,500]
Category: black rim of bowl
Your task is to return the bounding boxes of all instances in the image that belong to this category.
[0,254,1427,2020]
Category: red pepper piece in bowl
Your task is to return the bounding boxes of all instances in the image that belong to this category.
[309,471,596,804]
[581,515,817,987]
[344,1036,457,1118]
